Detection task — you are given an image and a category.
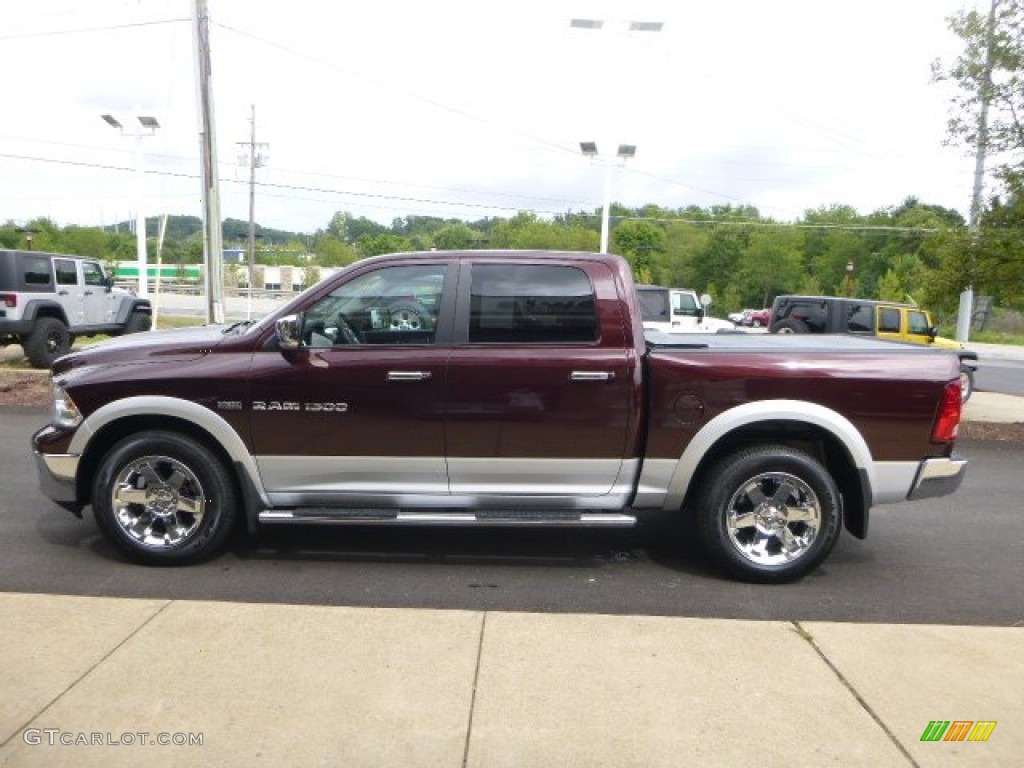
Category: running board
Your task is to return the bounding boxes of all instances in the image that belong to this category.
[258,509,637,527]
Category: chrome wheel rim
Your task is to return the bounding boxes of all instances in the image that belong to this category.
[110,455,205,549]
[775,326,795,334]
[724,471,821,566]
[46,331,64,354]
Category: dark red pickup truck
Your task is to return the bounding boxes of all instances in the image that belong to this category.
[32,251,967,582]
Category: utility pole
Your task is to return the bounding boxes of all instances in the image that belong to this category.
[959,0,999,342]
[192,0,225,324]
[238,104,268,320]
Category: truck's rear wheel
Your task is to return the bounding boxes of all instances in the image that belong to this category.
[770,318,808,334]
[696,445,842,583]
[92,431,236,565]
[23,317,71,368]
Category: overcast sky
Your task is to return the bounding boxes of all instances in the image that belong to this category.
[0,0,983,235]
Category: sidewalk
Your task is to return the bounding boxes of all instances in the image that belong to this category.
[0,593,1019,767]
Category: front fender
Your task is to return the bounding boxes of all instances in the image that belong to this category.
[69,395,269,506]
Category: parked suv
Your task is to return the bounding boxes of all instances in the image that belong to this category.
[0,249,152,368]
[768,295,978,400]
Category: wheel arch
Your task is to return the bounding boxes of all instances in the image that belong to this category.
[663,400,873,539]
[113,298,152,325]
[21,300,69,326]
[70,396,268,515]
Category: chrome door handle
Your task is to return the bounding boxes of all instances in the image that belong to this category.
[570,371,615,382]
[387,371,432,382]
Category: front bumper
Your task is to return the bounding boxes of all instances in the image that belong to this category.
[907,456,968,501]
[33,450,82,513]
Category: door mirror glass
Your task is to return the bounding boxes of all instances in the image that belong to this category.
[276,314,302,350]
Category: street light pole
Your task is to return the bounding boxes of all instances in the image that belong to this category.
[101,114,159,297]
[571,18,662,254]
[580,142,636,253]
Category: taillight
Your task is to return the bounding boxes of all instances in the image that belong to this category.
[931,380,962,443]
[0,293,15,308]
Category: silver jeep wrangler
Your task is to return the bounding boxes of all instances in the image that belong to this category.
[0,249,152,368]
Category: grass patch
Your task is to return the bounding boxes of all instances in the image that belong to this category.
[969,329,1024,346]
[156,314,206,330]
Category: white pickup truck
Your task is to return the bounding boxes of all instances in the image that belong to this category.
[636,285,734,333]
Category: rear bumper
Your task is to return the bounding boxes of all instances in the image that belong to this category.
[907,456,968,501]
[0,319,32,335]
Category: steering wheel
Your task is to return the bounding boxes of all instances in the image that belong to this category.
[335,313,362,345]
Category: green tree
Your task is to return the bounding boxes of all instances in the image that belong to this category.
[933,1,1024,187]
[357,233,412,257]
[611,220,666,282]
[432,223,479,250]
[738,230,803,307]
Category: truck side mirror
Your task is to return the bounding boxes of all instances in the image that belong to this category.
[276,314,302,350]
[103,275,115,291]
[928,326,939,341]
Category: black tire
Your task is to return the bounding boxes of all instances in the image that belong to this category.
[959,366,974,403]
[386,301,434,332]
[770,318,809,334]
[23,316,71,368]
[92,431,237,565]
[695,445,842,583]
[123,310,152,335]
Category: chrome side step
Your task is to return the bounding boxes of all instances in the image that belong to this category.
[258,509,637,527]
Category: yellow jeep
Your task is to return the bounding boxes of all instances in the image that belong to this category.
[769,296,978,401]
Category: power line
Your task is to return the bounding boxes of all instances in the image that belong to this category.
[0,17,188,42]
[0,151,968,233]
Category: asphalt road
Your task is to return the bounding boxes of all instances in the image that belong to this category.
[3,407,1022,627]
[975,356,1024,396]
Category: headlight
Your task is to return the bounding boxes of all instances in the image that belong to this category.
[51,380,82,428]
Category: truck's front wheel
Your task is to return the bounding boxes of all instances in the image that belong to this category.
[92,431,237,565]
[696,445,842,583]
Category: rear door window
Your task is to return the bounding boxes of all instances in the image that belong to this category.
[878,307,900,333]
[846,303,874,333]
[55,259,78,286]
[468,264,598,343]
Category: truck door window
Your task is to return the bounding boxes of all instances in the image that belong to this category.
[908,311,930,335]
[469,264,598,343]
[672,292,700,317]
[302,264,445,346]
[55,259,78,286]
[82,262,105,286]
